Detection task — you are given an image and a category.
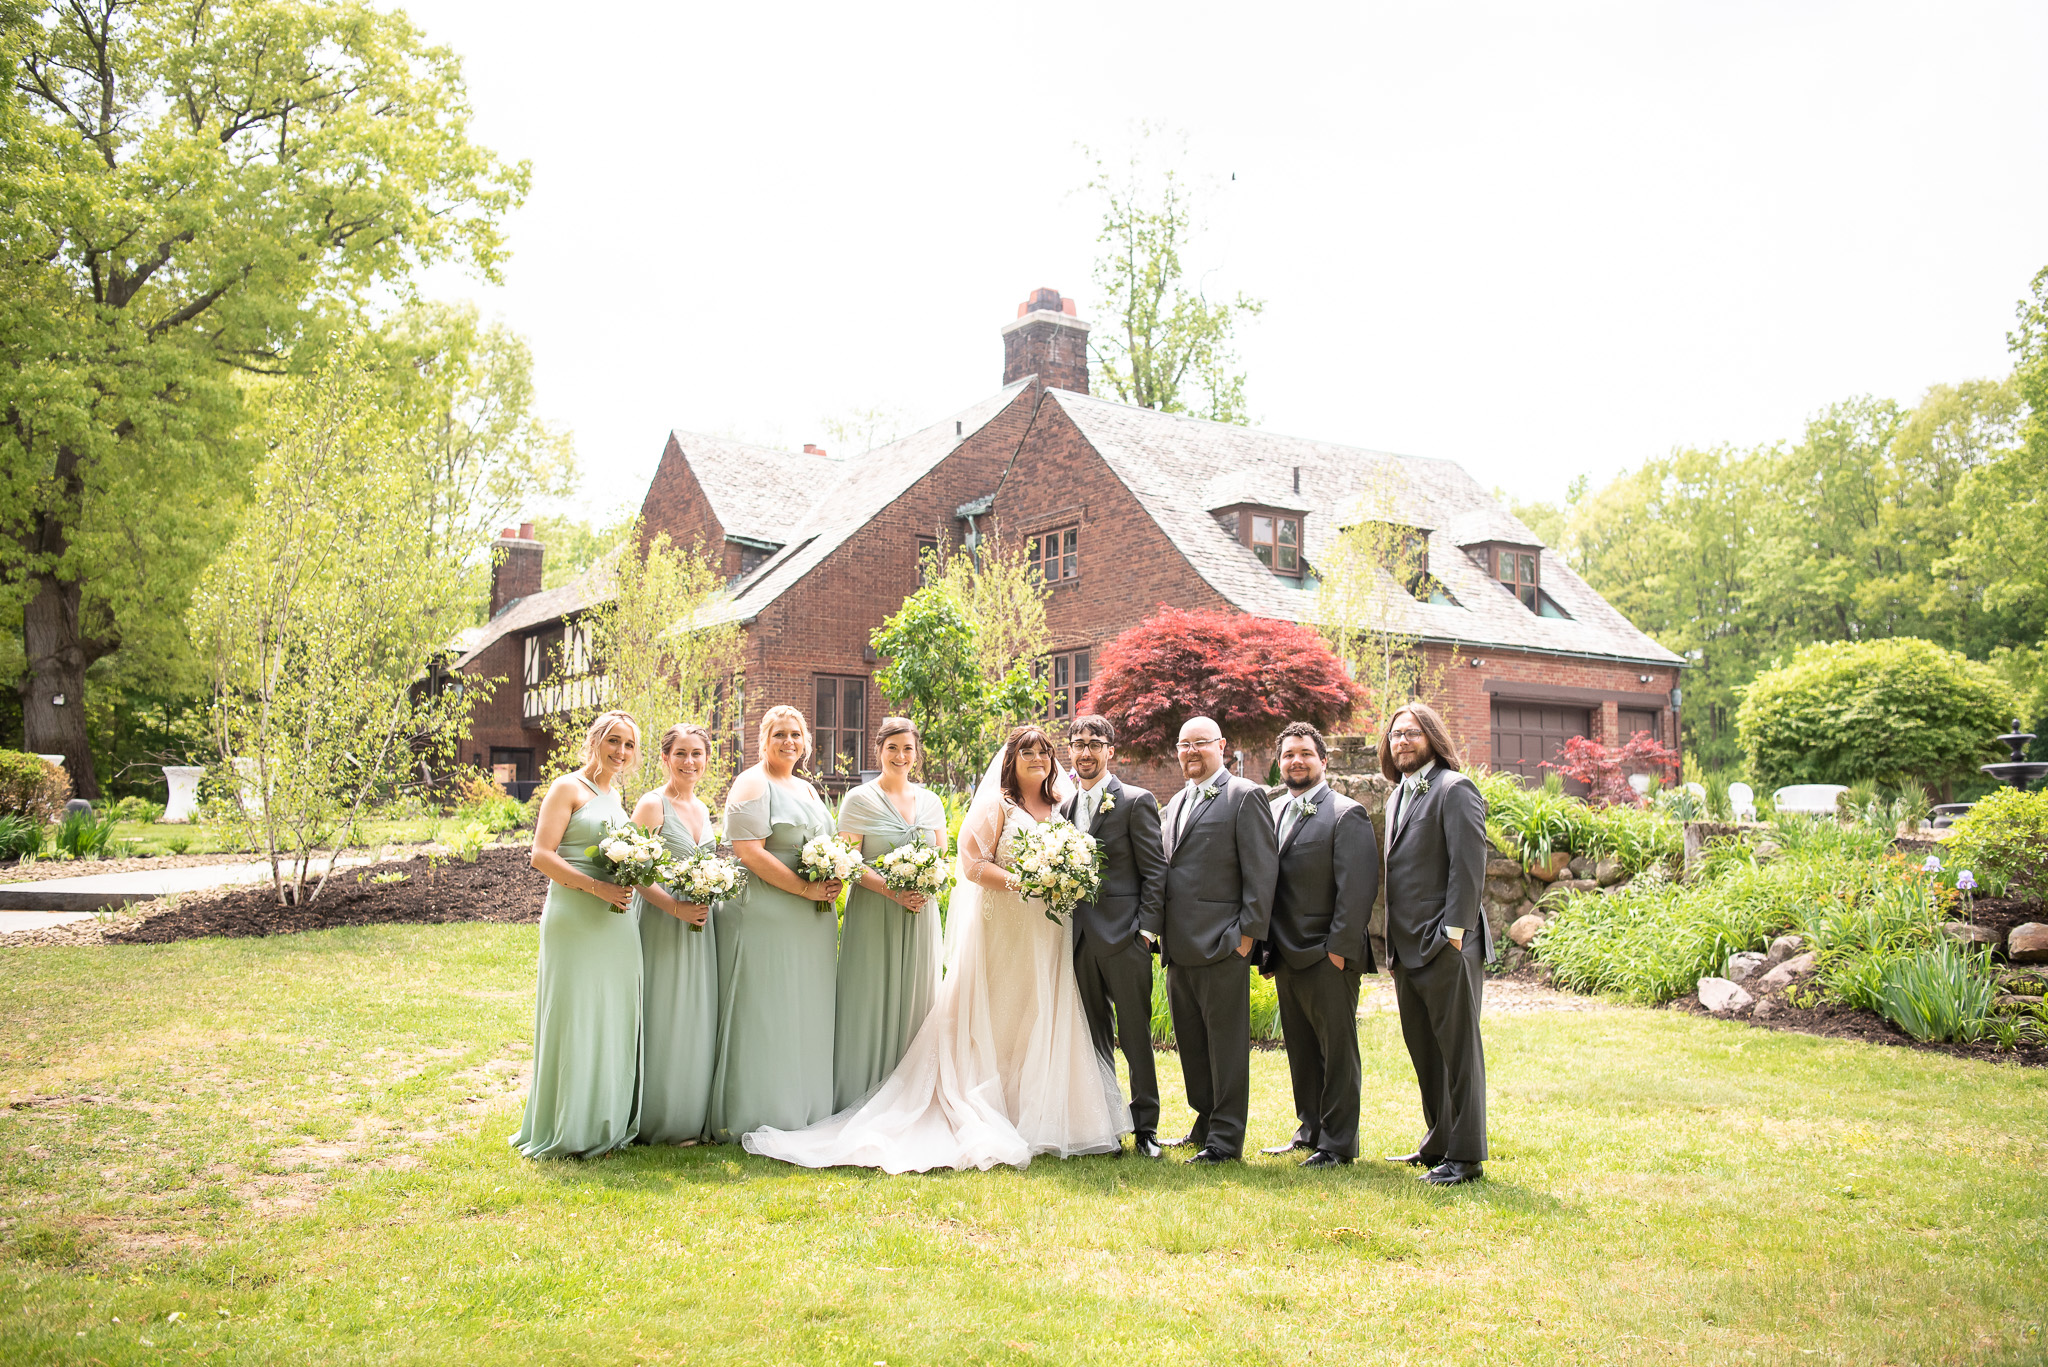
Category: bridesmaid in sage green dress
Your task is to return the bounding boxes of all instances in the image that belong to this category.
[832,716,947,1110]
[512,710,643,1159]
[709,705,846,1143]
[631,722,721,1145]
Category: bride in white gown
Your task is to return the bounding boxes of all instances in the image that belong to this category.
[743,725,1131,1172]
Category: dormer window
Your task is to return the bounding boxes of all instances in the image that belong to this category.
[1250,513,1300,573]
[1468,542,1570,617]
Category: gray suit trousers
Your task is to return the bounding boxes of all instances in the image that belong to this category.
[1274,959,1362,1159]
[1390,936,1489,1162]
[1074,935,1159,1134]
[1166,954,1251,1157]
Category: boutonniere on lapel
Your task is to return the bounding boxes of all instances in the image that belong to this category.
[1291,796,1318,821]
[1098,792,1117,815]
[1196,780,1221,802]
[1411,776,1432,797]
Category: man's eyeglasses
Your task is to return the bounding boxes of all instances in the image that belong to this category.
[1387,727,1425,743]
[1067,740,1111,752]
[1175,737,1222,751]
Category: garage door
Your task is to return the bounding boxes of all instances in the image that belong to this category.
[1618,707,1660,744]
[1490,699,1591,790]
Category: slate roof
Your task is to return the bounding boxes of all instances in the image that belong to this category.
[452,561,612,670]
[1048,390,1682,666]
[672,436,841,546]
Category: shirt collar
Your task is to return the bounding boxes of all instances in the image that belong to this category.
[1403,760,1437,791]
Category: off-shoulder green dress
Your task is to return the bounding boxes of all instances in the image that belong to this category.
[511,773,641,1159]
[708,781,839,1142]
[635,794,719,1145]
[832,782,946,1110]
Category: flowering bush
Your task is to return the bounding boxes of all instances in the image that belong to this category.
[1543,733,1681,808]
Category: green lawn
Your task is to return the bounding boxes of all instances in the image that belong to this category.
[2,927,2044,1365]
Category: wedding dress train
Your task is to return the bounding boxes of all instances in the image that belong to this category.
[742,796,1130,1172]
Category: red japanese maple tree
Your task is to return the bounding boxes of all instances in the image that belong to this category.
[1542,732,1682,808]
[1081,606,1365,761]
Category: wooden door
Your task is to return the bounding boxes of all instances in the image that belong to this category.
[1490,699,1591,790]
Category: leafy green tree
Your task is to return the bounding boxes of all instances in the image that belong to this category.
[0,0,525,794]
[1083,128,1263,424]
[1734,638,2017,796]
[1313,494,1456,731]
[191,341,485,905]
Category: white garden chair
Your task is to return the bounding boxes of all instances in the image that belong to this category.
[1727,782,1757,822]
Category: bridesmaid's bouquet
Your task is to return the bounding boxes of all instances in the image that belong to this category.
[666,851,749,932]
[797,834,861,912]
[868,835,951,910]
[586,820,678,912]
[1013,822,1103,925]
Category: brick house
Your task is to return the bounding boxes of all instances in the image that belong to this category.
[453,288,1683,794]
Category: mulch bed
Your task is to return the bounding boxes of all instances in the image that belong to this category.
[24,847,549,948]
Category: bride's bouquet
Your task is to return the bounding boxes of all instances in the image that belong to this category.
[585,820,678,912]
[797,834,862,911]
[1012,821,1103,925]
[665,850,748,932]
[868,835,950,910]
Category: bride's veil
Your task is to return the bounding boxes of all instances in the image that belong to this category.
[943,736,1074,976]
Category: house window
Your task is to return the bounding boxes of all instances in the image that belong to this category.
[1485,546,1539,611]
[916,535,939,586]
[1037,649,1092,721]
[813,675,866,776]
[1027,526,1079,583]
[1251,514,1301,574]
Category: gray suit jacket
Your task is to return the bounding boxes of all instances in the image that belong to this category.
[1268,782,1379,973]
[1382,767,1493,970]
[1160,771,1279,968]
[1060,774,1167,955]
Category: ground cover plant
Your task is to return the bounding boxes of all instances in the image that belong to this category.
[2,925,2044,1364]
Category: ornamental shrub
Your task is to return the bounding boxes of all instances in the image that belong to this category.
[0,751,71,823]
[1946,787,2048,893]
[1543,733,1680,808]
[1734,638,2016,791]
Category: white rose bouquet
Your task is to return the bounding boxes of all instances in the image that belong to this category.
[584,820,677,912]
[1013,820,1103,925]
[797,834,861,911]
[665,850,748,932]
[868,835,951,910]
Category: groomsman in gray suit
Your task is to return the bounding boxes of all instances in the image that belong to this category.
[1378,701,1493,1186]
[1158,715,1279,1164]
[1060,714,1169,1159]
[1259,722,1378,1167]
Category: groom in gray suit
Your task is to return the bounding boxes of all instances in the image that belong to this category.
[1379,701,1493,1186]
[1060,714,1169,1159]
[1159,715,1279,1164]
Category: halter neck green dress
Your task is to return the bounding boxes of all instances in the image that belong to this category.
[635,794,720,1145]
[832,781,946,1110]
[709,779,838,1143]
[511,773,641,1159]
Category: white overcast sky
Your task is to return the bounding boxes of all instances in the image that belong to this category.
[401,0,2048,517]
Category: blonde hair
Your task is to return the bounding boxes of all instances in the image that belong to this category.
[580,711,641,775]
[661,722,715,757]
[756,705,813,761]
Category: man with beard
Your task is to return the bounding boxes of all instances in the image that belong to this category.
[1257,721,1377,1166]
[1378,701,1492,1186]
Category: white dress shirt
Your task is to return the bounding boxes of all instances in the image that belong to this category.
[1073,779,1105,836]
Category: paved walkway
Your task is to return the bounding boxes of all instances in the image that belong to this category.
[0,857,369,922]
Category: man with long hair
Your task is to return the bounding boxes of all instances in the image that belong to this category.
[1377,701,1493,1185]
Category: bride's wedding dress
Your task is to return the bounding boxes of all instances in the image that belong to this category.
[742,794,1130,1172]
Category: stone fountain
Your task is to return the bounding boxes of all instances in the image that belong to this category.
[1983,718,2048,792]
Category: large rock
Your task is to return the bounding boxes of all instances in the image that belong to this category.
[1508,914,1547,948]
[1485,878,1525,906]
[1594,859,1626,887]
[1567,855,1595,881]
[1486,858,1524,881]
[1551,879,1600,897]
[2007,924,2048,964]
[1941,921,1999,947]
[1764,934,1805,967]
[1698,977,1754,1013]
[1758,951,1818,990]
[1525,852,1572,882]
[1725,951,1767,984]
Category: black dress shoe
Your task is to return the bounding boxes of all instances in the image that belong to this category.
[1420,1160,1483,1186]
[1261,1139,1312,1156]
[1300,1150,1351,1168]
[1384,1150,1442,1167]
[1185,1147,1236,1165]
[1131,1132,1163,1159]
[1161,1133,1197,1148]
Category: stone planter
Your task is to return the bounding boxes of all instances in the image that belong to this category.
[162,765,206,824]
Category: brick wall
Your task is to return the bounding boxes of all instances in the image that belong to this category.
[456,633,552,772]
[637,434,740,576]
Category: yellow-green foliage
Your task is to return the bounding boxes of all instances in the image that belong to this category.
[1946,786,2048,893]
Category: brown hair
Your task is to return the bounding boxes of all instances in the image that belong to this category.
[757,705,813,761]
[1067,713,1116,745]
[1378,702,1463,782]
[999,724,1060,806]
[875,716,920,758]
[661,723,714,757]
[1277,720,1327,760]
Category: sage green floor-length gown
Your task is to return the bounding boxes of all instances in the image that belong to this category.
[832,781,946,1110]
[511,774,641,1159]
[708,782,838,1143]
[635,795,719,1145]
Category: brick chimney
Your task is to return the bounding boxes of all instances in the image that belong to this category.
[1000,287,1090,394]
[490,521,542,618]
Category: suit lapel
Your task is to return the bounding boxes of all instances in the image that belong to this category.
[1279,783,1326,858]
[1167,775,1223,865]
[1388,772,1436,853]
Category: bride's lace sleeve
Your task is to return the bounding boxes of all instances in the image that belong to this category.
[957,793,1013,893]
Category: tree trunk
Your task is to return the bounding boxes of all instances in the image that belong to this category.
[21,571,100,798]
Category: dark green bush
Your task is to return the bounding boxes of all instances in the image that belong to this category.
[111,795,165,823]
[0,750,70,822]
